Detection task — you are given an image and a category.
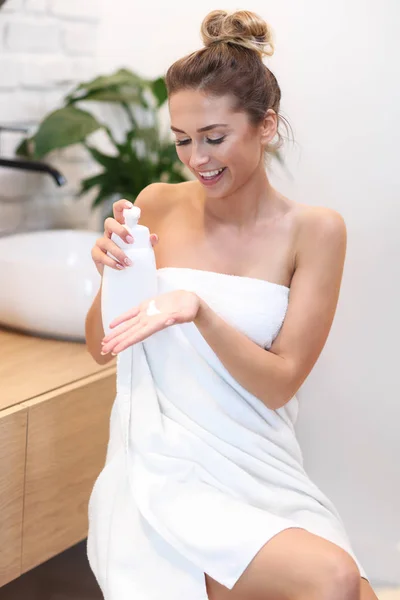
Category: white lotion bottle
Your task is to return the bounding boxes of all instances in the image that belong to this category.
[101,206,157,336]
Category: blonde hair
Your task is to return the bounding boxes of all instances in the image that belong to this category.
[166,10,290,152]
[200,9,274,59]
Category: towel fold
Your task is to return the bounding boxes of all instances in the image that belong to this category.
[87,316,366,599]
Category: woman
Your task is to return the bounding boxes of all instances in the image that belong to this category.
[86,9,378,600]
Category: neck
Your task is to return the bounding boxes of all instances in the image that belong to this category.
[199,163,278,230]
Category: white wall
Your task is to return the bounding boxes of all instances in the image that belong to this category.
[97,0,400,585]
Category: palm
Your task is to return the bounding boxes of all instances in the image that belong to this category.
[146,290,200,323]
[101,290,201,355]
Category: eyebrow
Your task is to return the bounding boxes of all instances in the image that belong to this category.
[170,124,229,134]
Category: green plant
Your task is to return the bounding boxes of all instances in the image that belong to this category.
[17,68,188,215]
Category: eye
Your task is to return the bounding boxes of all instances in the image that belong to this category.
[175,136,226,146]
[207,136,226,145]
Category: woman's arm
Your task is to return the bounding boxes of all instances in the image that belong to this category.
[193,207,347,411]
[85,281,116,365]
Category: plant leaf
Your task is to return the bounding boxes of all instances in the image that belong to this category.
[66,68,151,106]
[15,138,32,158]
[73,69,145,95]
[91,185,115,209]
[71,88,143,104]
[78,172,107,195]
[32,107,101,158]
[151,77,168,107]
[84,145,120,169]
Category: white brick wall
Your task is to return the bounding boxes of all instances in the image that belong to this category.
[20,57,74,88]
[24,0,47,13]
[62,22,97,55]
[49,0,99,21]
[0,0,101,233]
[1,0,24,12]
[0,56,21,88]
[5,19,61,52]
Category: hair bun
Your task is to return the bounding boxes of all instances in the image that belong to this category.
[201,10,274,58]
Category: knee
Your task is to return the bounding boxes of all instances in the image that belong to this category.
[317,554,361,600]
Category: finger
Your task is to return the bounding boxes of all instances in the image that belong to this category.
[93,238,127,270]
[92,244,125,271]
[109,305,141,329]
[104,318,147,354]
[110,325,151,353]
[104,217,135,248]
[108,314,169,354]
[102,327,136,354]
[150,233,159,247]
[103,314,140,344]
[112,199,134,223]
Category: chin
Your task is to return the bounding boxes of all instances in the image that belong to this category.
[206,188,234,201]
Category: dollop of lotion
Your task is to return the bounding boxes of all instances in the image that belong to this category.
[146,299,161,316]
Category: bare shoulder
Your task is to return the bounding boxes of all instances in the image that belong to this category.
[133,181,182,213]
[294,204,347,254]
[290,203,348,296]
[133,181,194,229]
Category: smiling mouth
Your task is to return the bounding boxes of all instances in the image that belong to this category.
[197,167,226,180]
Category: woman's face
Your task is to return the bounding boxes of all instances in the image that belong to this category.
[168,90,275,198]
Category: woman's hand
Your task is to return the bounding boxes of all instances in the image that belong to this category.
[91,198,159,276]
[100,290,202,355]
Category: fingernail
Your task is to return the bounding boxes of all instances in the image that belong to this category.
[124,257,132,266]
[116,263,124,270]
[126,235,134,243]
[100,351,108,355]
[125,201,133,207]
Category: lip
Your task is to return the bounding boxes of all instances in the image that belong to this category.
[196,167,226,187]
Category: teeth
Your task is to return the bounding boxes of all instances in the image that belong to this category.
[199,168,224,179]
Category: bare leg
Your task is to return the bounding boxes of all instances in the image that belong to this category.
[205,528,364,600]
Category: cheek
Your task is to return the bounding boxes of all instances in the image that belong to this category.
[236,143,262,169]
[221,136,258,167]
[175,146,189,164]
[216,142,238,166]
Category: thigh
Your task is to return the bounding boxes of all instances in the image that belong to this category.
[205,527,362,600]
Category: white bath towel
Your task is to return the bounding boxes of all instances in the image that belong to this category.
[87,267,367,599]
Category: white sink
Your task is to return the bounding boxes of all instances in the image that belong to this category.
[0,229,101,341]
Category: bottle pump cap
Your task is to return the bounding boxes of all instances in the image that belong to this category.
[123,206,140,229]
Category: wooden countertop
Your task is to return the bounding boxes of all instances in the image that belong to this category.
[0,327,116,412]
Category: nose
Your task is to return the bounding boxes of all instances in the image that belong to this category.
[188,143,210,170]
